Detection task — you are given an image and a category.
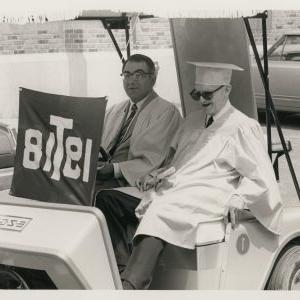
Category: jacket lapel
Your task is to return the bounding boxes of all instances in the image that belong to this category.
[120,90,158,144]
[107,101,130,151]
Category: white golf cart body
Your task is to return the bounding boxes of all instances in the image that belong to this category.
[0,15,300,290]
[0,190,122,289]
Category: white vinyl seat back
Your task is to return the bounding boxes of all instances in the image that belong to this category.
[150,211,279,290]
[150,219,226,290]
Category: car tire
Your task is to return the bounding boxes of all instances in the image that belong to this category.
[267,244,300,290]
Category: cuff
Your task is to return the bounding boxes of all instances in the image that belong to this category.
[113,163,123,179]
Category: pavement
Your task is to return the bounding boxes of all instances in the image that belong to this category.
[258,111,300,207]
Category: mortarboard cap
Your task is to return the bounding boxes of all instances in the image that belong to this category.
[188,62,244,88]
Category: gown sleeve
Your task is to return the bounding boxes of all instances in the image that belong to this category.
[220,120,283,235]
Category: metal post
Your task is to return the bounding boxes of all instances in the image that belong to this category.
[243,15,300,200]
[125,18,131,59]
[102,20,126,64]
[262,13,272,160]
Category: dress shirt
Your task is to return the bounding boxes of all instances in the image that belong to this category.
[113,96,149,179]
[206,99,231,125]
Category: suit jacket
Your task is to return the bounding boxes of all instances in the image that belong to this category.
[101,91,182,186]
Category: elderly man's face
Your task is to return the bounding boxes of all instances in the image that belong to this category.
[190,85,228,116]
[122,61,155,103]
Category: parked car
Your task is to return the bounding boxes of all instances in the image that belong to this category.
[252,32,300,112]
[0,122,16,190]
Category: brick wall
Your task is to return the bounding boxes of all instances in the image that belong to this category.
[1,11,300,55]
[250,10,300,45]
[132,18,172,49]
[0,18,173,55]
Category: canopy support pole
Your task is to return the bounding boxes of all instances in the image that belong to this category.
[243,11,300,200]
[102,19,126,64]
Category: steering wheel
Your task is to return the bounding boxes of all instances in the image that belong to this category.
[0,266,30,289]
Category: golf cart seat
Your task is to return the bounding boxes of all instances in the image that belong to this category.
[150,210,279,290]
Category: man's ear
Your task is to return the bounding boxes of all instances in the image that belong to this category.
[151,73,157,85]
[225,85,232,96]
[152,61,159,85]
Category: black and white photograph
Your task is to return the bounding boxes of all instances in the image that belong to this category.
[0,0,300,299]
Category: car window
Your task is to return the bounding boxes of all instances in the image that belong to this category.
[282,36,300,61]
[268,38,285,61]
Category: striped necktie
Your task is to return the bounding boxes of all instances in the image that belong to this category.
[205,116,214,128]
[109,104,138,156]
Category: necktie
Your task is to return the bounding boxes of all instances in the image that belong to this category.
[109,104,138,156]
[205,116,214,128]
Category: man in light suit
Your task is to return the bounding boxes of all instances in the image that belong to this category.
[95,54,182,193]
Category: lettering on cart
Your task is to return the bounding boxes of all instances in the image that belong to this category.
[22,115,92,182]
[0,215,32,232]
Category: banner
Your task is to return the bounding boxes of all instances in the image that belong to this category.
[10,88,107,206]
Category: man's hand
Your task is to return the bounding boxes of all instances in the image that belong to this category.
[96,162,114,180]
[223,206,239,230]
[135,194,153,219]
[223,195,245,230]
[136,173,160,192]
[136,167,175,192]
[98,146,111,162]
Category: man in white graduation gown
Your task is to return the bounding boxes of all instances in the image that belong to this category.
[95,54,182,192]
[96,62,283,289]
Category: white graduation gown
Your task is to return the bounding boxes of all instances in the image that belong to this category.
[134,104,283,249]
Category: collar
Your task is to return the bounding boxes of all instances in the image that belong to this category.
[129,94,149,111]
[208,99,231,122]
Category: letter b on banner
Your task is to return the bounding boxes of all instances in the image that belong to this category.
[23,129,43,170]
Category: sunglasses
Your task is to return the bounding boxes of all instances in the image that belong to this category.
[189,85,224,101]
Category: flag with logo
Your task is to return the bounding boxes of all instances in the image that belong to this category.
[10,88,107,206]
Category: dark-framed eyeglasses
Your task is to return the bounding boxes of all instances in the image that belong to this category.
[189,85,224,101]
[120,70,154,80]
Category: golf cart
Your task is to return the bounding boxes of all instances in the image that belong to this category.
[0,11,300,290]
